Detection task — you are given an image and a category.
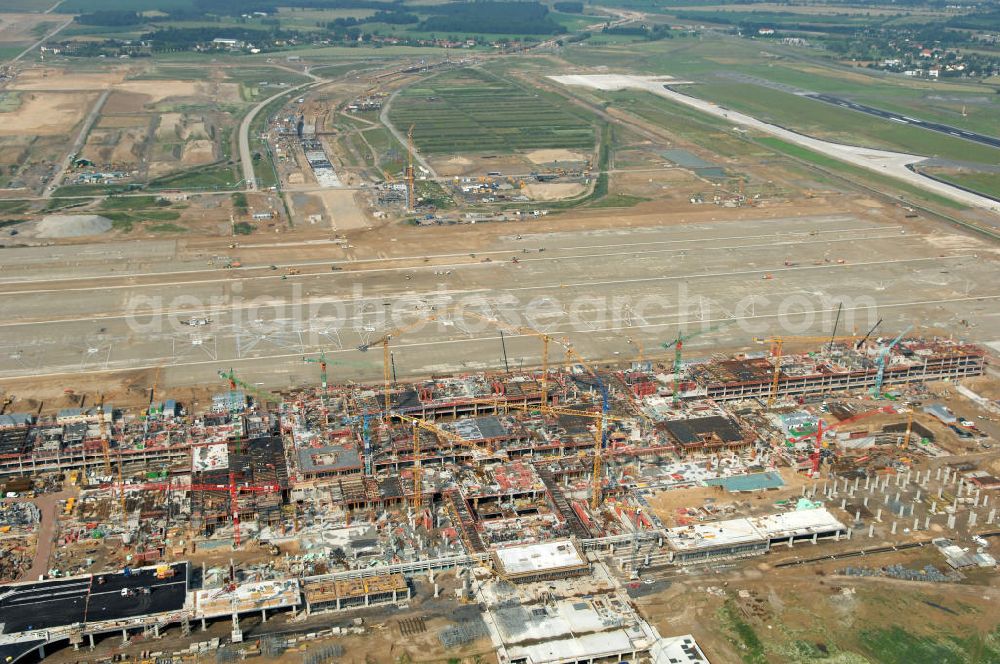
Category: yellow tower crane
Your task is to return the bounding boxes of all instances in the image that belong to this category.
[461,312,554,407]
[394,412,498,511]
[357,314,442,420]
[406,124,416,212]
[752,335,860,409]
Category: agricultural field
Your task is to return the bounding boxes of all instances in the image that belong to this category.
[388,68,597,157]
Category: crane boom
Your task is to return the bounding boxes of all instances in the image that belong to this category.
[790,405,894,476]
[873,326,913,397]
[358,314,440,419]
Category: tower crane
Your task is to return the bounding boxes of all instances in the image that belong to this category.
[217,368,274,408]
[461,312,555,407]
[394,412,498,511]
[357,313,441,420]
[302,350,333,391]
[872,326,913,397]
[753,335,860,409]
[788,405,895,476]
[557,342,611,509]
[662,320,735,404]
[113,474,281,548]
[406,124,416,212]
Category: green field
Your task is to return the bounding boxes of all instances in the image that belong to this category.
[561,37,1000,137]
[924,170,1000,201]
[755,136,966,210]
[685,82,1000,165]
[388,68,597,154]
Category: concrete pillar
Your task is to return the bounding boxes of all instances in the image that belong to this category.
[898,504,905,518]
[201,618,207,632]
[841,498,847,510]
[863,496,869,507]
[876,508,882,521]
[122,628,128,643]
[847,527,853,540]
[261,608,267,622]
[89,634,95,649]
[984,494,990,507]
[868,524,875,538]
[913,517,919,531]
[787,535,794,548]
[891,522,897,535]
[154,624,160,638]
[924,516,930,530]
[935,467,941,480]
[434,582,439,598]
[938,487,943,499]
[38,645,44,659]
[812,533,818,545]
[931,500,937,514]
[915,490,921,503]
[865,476,871,490]
[854,477,860,492]
[969,511,978,528]
[895,491,901,503]
[988,509,997,525]
[947,514,957,529]
[854,510,861,523]
[943,467,950,483]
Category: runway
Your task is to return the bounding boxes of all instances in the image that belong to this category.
[805,93,1000,151]
[1,215,998,390]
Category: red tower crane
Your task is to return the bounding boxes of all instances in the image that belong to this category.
[789,405,895,477]
[110,473,281,548]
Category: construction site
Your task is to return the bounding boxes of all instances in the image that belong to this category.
[0,325,997,664]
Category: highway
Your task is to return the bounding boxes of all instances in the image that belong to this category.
[804,93,1000,151]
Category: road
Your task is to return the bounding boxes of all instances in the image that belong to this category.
[238,78,323,191]
[43,89,111,198]
[805,93,1000,151]
[379,89,439,179]
[7,16,72,65]
[18,488,73,582]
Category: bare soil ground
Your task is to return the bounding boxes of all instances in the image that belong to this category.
[0,91,93,135]
[525,148,587,164]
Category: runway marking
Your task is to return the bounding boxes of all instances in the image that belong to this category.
[0,223,899,290]
[0,252,968,328]
[0,228,913,296]
[2,293,997,381]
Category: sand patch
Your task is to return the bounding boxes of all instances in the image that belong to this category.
[116,80,204,104]
[156,113,182,140]
[317,190,369,231]
[103,90,150,114]
[97,115,148,129]
[526,149,587,164]
[445,156,472,166]
[181,140,215,166]
[0,14,62,44]
[181,120,209,141]
[523,182,587,200]
[9,68,126,91]
[0,91,93,136]
[111,129,146,164]
[35,215,112,238]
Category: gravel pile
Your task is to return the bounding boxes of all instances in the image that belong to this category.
[35,214,113,238]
